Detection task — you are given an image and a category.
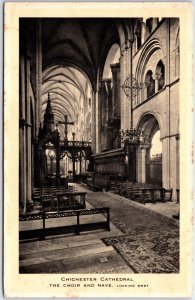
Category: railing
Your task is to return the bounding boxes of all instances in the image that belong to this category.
[59,140,91,148]
[19,207,110,240]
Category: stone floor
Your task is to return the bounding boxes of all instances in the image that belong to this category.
[19,184,179,274]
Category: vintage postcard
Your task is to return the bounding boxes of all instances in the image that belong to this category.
[4,2,193,298]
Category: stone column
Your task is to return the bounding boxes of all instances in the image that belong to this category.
[127,145,136,183]
[162,137,170,189]
[152,18,158,31]
[99,80,107,151]
[152,73,160,94]
[162,19,171,189]
[141,19,146,44]
[120,49,130,131]
[137,143,150,183]
[97,81,103,152]
[25,58,34,211]
[98,80,106,152]
[175,135,180,190]
[104,79,112,123]
[111,63,120,118]
[20,56,32,212]
[100,80,107,128]
[99,80,109,151]
[104,79,113,150]
[55,147,61,186]
[91,90,96,153]
[35,19,42,138]
[19,127,25,208]
[19,54,26,210]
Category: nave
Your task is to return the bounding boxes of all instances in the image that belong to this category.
[19,17,180,212]
[18,17,180,274]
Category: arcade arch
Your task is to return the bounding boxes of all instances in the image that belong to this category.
[137,113,162,185]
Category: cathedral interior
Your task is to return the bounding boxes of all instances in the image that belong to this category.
[19,18,180,274]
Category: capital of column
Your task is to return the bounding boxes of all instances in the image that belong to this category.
[152,73,161,81]
[139,142,151,150]
[110,63,120,69]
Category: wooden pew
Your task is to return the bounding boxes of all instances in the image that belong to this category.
[41,192,87,212]
[87,181,102,192]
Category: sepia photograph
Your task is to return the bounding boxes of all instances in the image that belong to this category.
[4,2,193,298]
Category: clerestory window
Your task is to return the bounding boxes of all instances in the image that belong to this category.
[156,60,165,91]
[145,70,155,98]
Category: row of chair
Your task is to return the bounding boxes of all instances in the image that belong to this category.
[33,185,75,199]
[109,181,173,204]
[32,185,88,212]
[40,193,86,212]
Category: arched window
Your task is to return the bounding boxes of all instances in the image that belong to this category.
[135,21,142,51]
[135,31,141,51]
[146,18,153,35]
[145,70,155,98]
[102,43,120,78]
[156,60,165,91]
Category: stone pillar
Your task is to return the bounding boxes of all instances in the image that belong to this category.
[162,137,170,189]
[91,90,96,153]
[162,19,171,189]
[26,58,34,210]
[55,147,61,186]
[127,145,136,183]
[152,18,158,31]
[19,127,24,208]
[100,80,107,128]
[120,51,130,131]
[35,19,42,138]
[19,56,34,212]
[137,143,150,183]
[166,135,179,200]
[104,79,112,122]
[152,73,160,94]
[99,80,111,151]
[108,80,113,121]
[19,54,26,210]
[175,135,180,190]
[111,63,120,118]
[142,19,146,43]
[97,81,103,153]
[95,87,101,153]
[98,81,105,152]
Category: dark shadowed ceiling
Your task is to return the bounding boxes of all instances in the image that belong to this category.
[41,18,120,87]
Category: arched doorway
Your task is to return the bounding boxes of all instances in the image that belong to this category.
[146,130,162,185]
[137,113,162,186]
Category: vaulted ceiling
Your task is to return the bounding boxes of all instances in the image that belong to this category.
[42,66,89,123]
[20,18,126,138]
[41,18,120,87]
